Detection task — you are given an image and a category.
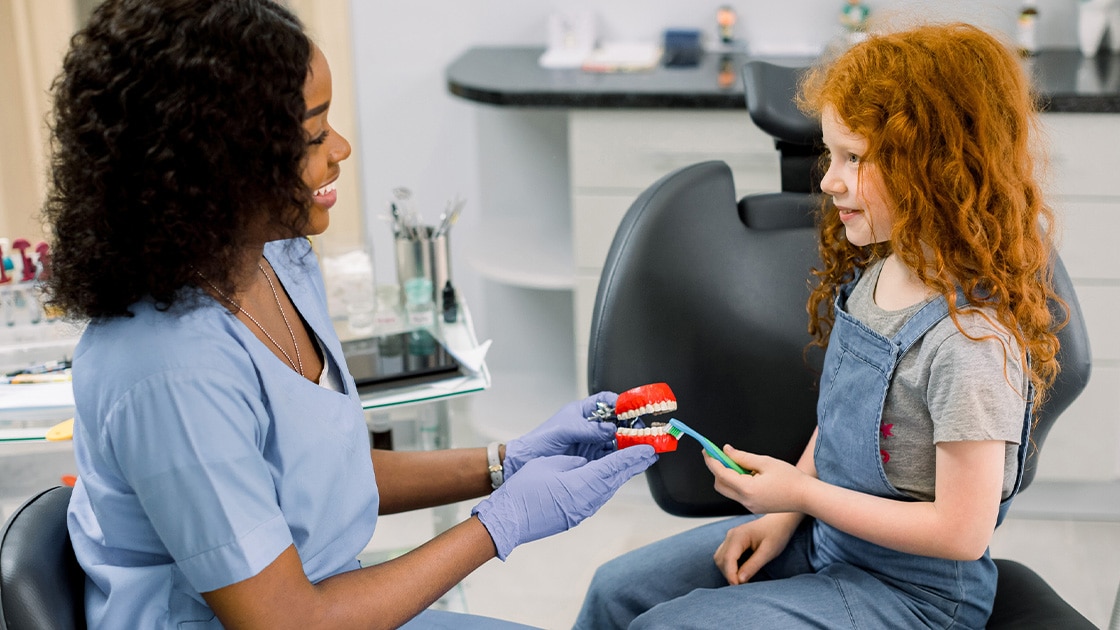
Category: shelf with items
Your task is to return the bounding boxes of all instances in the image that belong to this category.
[0,297,83,443]
[331,298,492,413]
[0,320,84,373]
[340,297,492,459]
[0,236,79,379]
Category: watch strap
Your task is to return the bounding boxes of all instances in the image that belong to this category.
[487,441,504,489]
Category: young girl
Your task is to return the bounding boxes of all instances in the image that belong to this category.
[575,23,1061,629]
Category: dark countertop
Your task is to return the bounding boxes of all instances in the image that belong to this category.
[447,46,1120,114]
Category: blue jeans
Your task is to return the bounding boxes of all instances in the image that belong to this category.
[574,515,971,629]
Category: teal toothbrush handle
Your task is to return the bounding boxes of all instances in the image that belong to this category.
[669,419,749,474]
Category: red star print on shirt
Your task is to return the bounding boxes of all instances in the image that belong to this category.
[880,422,893,463]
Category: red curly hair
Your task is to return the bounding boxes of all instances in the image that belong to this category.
[798,22,1062,401]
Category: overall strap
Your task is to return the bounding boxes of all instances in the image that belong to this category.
[890,288,968,358]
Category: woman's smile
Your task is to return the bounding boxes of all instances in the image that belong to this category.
[313,179,338,210]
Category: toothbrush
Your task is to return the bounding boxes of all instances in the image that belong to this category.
[666,418,751,474]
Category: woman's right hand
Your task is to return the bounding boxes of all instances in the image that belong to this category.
[472,445,656,560]
[713,512,802,585]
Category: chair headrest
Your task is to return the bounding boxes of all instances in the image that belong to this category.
[741,60,821,146]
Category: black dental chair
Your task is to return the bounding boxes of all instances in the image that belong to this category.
[0,485,86,629]
[586,61,1095,629]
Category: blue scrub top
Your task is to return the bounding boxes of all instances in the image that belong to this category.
[67,239,379,628]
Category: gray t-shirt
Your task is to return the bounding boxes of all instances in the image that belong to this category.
[846,260,1026,501]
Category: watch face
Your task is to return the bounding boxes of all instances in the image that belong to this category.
[341,329,462,392]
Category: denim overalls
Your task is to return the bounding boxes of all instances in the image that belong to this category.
[806,280,1033,628]
[576,278,1033,630]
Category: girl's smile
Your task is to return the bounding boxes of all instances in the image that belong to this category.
[819,105,894,247]
[836,205,861,223]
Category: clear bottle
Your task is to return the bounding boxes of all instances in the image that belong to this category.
[403,277,435,328]
[373,284,404,332]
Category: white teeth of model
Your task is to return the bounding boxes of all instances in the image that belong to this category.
[617,426,668,437]
[618,400,677,421]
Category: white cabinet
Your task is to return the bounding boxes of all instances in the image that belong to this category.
[1035,113,1120,482]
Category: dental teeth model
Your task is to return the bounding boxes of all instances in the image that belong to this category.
[588,382,680,452]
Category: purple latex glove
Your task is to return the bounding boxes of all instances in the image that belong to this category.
[472,445,657,560]
[503,391,619,478]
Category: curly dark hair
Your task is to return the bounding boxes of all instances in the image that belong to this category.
[42,0,314,318]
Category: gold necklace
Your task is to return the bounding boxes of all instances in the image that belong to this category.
[196,262,305,377]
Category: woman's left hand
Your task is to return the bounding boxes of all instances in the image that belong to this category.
[503,391,619,477]
[704,445,810,515]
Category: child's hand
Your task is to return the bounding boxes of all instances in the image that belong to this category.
[704,445,810,515]
[713,513,802,585]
